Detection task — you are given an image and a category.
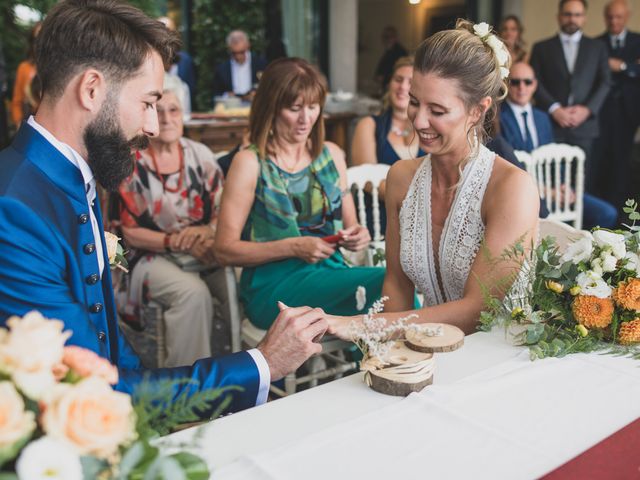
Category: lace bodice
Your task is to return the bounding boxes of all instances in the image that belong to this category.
[399,145,495,306]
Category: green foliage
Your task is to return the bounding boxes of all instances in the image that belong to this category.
[191,0,266,110]
[372,247,385,266]
[133,376,242,438]
[0,0,159,106]
[479,217,640,361]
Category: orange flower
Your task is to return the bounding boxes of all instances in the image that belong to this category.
[618,318,640,345]
[612,278,640,311]
[572,295,614,328]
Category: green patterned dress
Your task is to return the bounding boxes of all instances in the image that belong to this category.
[240,145,385,329]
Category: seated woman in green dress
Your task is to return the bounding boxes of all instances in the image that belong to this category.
[215,57,385,330]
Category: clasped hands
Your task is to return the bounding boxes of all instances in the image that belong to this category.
[166,225,216,264]
[551,105,591,129]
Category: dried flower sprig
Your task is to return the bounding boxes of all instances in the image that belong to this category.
[350,297,442,367]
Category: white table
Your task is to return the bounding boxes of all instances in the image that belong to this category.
[161,331,640,479]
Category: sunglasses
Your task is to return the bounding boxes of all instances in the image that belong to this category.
[510,78,534,87]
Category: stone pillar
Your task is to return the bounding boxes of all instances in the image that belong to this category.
[329,0,358,92]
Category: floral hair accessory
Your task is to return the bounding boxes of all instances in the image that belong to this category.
[472,22,510,80]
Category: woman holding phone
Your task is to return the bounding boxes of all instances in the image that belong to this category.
[215,58,384,330]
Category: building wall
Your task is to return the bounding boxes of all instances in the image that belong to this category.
[512,0,640,48]
[357,0,465,95]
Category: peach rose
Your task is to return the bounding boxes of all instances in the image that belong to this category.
[41,377,137,459]
[0,381,36,450]
[0,311,70,399]
[60,346,118,385]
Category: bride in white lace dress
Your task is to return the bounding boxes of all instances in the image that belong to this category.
[329,20,539,337]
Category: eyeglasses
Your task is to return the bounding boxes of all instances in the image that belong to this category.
[509,78,534,87]
[298,168,331,233]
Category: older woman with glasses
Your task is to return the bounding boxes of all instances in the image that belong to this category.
[116,79,224,367]
[215,57,385,330]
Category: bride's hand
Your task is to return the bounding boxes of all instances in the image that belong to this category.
[339,225,370,252]
[327,314,359,341]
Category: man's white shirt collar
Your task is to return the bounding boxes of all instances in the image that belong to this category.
[609,29,627,47]
[559,30,583,43]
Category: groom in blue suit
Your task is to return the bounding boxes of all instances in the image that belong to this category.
[0,0,327,416]
[500,62,617,229]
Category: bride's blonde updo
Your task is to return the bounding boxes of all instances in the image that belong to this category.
[414,19,511,144]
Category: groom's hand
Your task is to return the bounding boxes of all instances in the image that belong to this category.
[257,303,328,381]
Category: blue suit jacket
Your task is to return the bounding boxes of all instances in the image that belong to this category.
[0,124,260,414]
[500,102,554,152]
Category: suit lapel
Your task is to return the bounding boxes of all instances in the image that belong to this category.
[552,36,571,78]
[573,37,588,77]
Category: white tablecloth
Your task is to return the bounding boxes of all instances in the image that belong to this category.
[162,332,640,479]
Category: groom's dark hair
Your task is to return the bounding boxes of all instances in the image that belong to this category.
[35,0,180,99]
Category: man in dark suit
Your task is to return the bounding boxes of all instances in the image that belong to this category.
[213,30,268,101]
[0,0,327,417]
[595,0,640,210]
[501,61,617,229]
[530,0,611,194]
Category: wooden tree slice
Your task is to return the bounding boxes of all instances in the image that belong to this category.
[368,370,433,396]
[405,324,465,353]
[365,341,435,396]
[382,341,433,366]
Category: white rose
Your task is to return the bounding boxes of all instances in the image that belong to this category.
[104,231,120,264]
[593,230,626,259]
[0,312,70,400]
[576,271,613,298]
[601,253,618,273]
[41,377,137,459]
[12,370,57,402]
[486,35,509,65]
[16,436,82,480]
[624,251,640,273]
[0,382,35,450]
[590,258,604,277]
[473,22,491,37]
[562,235,593,264]
[355,286,367,311]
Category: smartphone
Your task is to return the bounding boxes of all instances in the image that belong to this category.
[321,233,342,244]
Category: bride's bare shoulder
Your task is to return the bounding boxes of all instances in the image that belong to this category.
[485,155,539,218]
[387,157,424,195]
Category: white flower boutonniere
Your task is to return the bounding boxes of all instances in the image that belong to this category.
[104,231,128,272]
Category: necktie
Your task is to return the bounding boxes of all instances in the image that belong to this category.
[615,37,623,53]
[522,111,534,152]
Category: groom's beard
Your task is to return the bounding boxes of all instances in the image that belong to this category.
[83,101,149,192]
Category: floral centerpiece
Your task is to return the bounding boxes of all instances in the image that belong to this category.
[0,311,230,479]
[480,199,640,360]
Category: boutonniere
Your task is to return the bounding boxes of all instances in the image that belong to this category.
[104,231,128,272]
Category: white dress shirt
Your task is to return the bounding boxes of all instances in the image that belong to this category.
[27,116,270,406]
[549,30,583,112]
[506,101,540,149]
[230,51,253,95]
[610,29,627,49]
[559,30,582,74]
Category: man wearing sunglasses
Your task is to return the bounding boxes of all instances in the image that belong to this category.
[530,0,611,196]
[500,62,617,229]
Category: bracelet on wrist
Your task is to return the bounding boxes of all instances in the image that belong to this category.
[164,233,172,253]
